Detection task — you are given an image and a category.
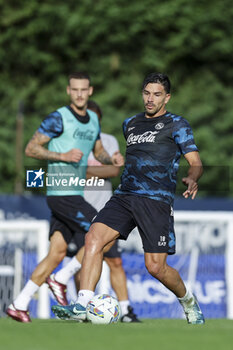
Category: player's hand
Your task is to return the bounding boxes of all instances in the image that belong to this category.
[111,151,124,167]
[182,177,198,199]
[61,148,83,163]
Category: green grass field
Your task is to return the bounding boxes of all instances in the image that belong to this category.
[1,318,233,350]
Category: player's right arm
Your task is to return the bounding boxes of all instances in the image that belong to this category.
[25,111,83,162]
[25,131,83,162]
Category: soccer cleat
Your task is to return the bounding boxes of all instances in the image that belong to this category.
[46,274,68,306]
[52,302,86,321]
[121,306,141,323]
[6,304,31,323]
[180,294,205,325]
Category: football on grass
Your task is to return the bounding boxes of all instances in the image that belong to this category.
[86,294,121,324]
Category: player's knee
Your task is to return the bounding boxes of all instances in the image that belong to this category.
[145,260,164,278]
[49,232,67,263]
[84,230,95,248]
[85,230,103,253]
[55,251,67,264]
[105,257,122,270]
[48,247,67,264]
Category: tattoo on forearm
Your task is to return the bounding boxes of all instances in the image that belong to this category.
[29,144,61,161]
[26,131,61,161]
[96,150,112,165]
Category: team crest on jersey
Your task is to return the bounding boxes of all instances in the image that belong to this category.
[155,122,164,130]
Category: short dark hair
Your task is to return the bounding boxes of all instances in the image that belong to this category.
[68,72,91,85]
[142,73,171,93]
[87,100,102,120]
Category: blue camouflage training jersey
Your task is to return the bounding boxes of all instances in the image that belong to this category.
[114,111,198,206]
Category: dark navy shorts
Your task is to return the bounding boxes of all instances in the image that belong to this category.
[46,195,97,244]
[93,194,176,254]
[46,195,121,258]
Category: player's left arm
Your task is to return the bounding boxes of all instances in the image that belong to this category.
[93,139,124,166]
[182,151,203,199]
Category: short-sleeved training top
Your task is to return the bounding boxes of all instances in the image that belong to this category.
[115,111,198,206]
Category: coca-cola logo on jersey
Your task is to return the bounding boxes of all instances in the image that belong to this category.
[126,130,158,145]
[73,128,94,140]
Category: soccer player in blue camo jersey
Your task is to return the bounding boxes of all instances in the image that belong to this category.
[52,72,205,324]
[6,72,124,323]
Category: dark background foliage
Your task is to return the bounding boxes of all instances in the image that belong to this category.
[0,0,233,195]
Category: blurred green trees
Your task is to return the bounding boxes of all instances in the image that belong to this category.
[0,0,233,195]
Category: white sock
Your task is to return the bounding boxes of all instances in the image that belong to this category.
[119,300,130,316]
[178,289,194,308]
[77,290,94,307]
[14,280,39,311]
[55,257,81,285]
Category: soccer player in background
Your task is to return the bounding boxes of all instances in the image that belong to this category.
[6,72,124,322]
[52,72,205,324]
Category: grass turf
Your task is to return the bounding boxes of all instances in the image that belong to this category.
[1,318,233,350]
